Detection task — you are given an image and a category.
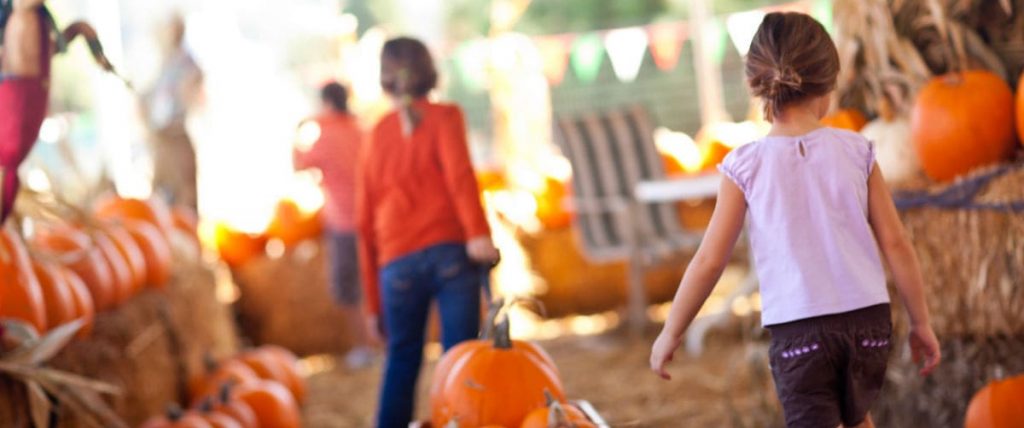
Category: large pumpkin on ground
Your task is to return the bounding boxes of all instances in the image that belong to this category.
[911,70,1017,182]
[0,224,48,333]
[431,314,565,428]
[965,374,1024,428]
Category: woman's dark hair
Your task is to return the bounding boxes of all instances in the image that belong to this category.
[746,12,839,121]
[320,82,348,112]
[380,37,438,98]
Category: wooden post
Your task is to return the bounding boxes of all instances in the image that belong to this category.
[689,0,731,125]
[626,202,648,335]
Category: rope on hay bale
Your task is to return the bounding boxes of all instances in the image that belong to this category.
[893,162,1024,212]
[0,319,126,428]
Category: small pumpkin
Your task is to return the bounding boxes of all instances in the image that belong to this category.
[237,351,291,394]
[31,259,76,331]
[257,345,307,404]
[188,357,261,403]
[195,397,244,428]
[98,222,147,294]
[123,219,172,288]
[911,70,1017,182]
[60,268,95,338]
[431,313,565,428]
[1016,71,1024,145]
[265,199,322,247]
[214,223,267,268]
[534,176,572,230]
[0,224,48,333]
[31,224,115,311]
[210,383,259,428]
[965,374,1024,428]
[94,195,175,240]
[232,380,301,428]
[520,392,595,428]
[861,98,919,184]
[821,108,868,131]
[139,404,214,428]
[88,228,133,304]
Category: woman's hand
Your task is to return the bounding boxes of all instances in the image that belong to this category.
[466,236,499,264]
[650,330,681,380]
[909,324,941,376]
[364,314,385,347]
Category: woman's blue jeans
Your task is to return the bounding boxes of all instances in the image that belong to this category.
[375,243,482,428]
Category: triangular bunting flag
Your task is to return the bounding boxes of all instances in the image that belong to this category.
[454,39,490,92]
[570,33,605,83]
[703,17,728,66]
[604,27,648,82]
[534,36,570,85]
[648,23,686,71]
[726,10,765,57]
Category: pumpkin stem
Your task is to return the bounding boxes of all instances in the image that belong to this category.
[166,403,185,421]
[480,297,504,340]
[493,314,513,350]
[547,398,572,428]
[196,397,214,413]
[218,381,232,404]
[202,352,218,374]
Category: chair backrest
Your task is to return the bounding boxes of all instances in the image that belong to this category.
[553,105,686,262]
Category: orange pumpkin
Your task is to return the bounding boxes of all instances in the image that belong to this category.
[189,358,261,403]
[232,380,301,428]
[265,199,321,247]
[139,405,214,428]
[1017,72,1024,145]
[211,384,259,428]
[214,223,267,268]
[195,398,244,428]
[31,259,76,331]
[31,224,115,311]
[172,206,199,235]
[94,195,175,239]
[700,140,731,172]
[475,167,507,192]
[534,177,572,230]
[98,222,147,293]
[237,351,291,392]
[821,108,868,131]
[520,394,595,428]
[431,316,565,428]
[0,224,48,333]
[88,229,133,304]
[965,374,1024,428]
[60,268,94,338]
[123,219,172,288]
[911,70,1017,182]
[256,345,307,404]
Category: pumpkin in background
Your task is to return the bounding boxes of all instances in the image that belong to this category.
[31,259,77,331]
[1017,72,1024,145]
[214,223,267,268]
[60,267,95,338]
[256,345,306,404]
[31,224,115,312]
[911,70,1017,182]
[431,314,565,428]
[123,219,172,288]
[699,140,731,172]
[475,166,507,192]
[0,224,48,333]
[520,392,595,428]
[965,374,1024,428]
[210,384,259,428]
[139,405,214,428]
[232,380,301,428]
[94,195,175,240]
[88,228,133,304]
[188,358,261,402]
[98,222,147,293]
[534,176,572,230]
[862,98,919,184]
[195,398,244,428]
[821,108,868,131]
[265,199,321,247]
[237,351,291,395]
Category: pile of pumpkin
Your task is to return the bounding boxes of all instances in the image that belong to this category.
[139,345,305,428]
[213,198,322,268]
[824,69,1024,184]
[0,194,198,338]
[429,300,596,428]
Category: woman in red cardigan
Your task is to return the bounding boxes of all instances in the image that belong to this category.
[356,37,498,427]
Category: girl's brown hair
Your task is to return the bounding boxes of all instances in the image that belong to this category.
[380,37,438,98]
[746,12,839,121]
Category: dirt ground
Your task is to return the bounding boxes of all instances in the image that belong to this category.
[300,328,785,428]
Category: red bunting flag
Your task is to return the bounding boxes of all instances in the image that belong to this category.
[648,23,687,71]
[534,36,571,85]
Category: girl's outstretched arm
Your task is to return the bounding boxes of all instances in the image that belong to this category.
[650,177,746,380]
[866,162,941,376]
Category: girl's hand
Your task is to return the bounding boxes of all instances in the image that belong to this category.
[466,236,499,264]
[909,324,941,376]
[650,331,681,380]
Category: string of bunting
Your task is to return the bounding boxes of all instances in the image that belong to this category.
[449,0,831,90]
[893,163,1024,212]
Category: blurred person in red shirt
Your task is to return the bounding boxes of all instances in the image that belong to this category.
[356,37,499,427]
[293,81,375,368]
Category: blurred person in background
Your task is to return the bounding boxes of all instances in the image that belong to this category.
[139,13,203,210]
[356,37,499,427]
[293,81,375,369]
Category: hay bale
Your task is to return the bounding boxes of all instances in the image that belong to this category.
[232,240,355,356]
[897,166,1024,337]
[0,258,238,427]
[876,334,1024,427]
[517,227,687,318]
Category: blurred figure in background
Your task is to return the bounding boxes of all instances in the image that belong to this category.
[293,81,374,369]
[139,14,203,209]
[356,37,499,428]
